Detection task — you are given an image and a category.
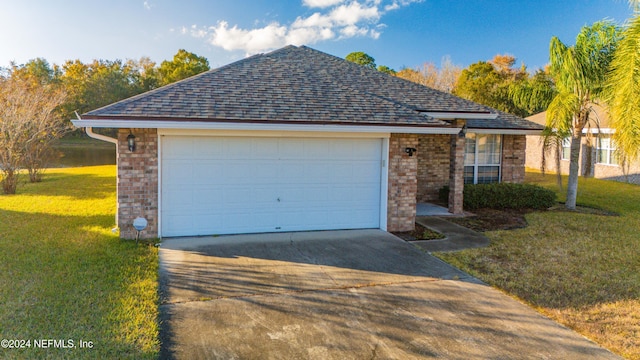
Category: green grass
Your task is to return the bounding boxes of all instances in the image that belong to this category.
[437,172,640,359]
[0,166,158,359]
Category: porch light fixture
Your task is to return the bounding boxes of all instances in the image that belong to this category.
[458,124,468,138]
[405,147,417,156]
[127,131,136,152]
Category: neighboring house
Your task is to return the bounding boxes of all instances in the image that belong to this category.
[72,45,543,239]
[525,104,640,184]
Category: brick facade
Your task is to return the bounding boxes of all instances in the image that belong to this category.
[416,134,451,202]
[448,127,465,214]
[387,133,419,232]
[501,135,526,183]
[117,128,159,239]
[113,130,528,239]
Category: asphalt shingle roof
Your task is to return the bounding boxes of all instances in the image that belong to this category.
[83,45,542,131]
[468,111,544,131]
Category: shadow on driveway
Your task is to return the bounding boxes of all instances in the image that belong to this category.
[159,229,619,360]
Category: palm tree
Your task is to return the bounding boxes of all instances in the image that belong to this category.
[606,1,640,163]
[546,21,620,210]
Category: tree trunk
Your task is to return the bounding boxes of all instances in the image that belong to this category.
[565,128,582,210]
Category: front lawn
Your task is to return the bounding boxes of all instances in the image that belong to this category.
[0,166,158,359]
[437,173,640,359]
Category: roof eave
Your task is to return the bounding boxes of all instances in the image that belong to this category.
[70,119,462,135]
[469,128,544,135]
[423,111,498,120]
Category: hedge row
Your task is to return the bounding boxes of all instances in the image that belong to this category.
[439,183,557,210]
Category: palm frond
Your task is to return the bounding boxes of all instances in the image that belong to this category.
[605,14,640,161]
[546,92,579,133]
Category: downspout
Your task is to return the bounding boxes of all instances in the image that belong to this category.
[75,112,119,232]
[85,127,118,145]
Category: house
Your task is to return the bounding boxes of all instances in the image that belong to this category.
[525,105,640,184]
[71,45,543,239]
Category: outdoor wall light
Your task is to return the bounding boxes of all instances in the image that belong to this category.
[127,131,136,152]
[132,217,148,244]
[458,124,468,138]
[405,147,417,156]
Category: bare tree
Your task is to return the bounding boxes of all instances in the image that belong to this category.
[396,56,461,93]
[0,77,67,193]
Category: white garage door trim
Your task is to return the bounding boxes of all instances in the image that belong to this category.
[158,130,389,238]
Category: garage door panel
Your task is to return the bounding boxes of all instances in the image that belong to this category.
[164,188,193,212]
[353,161,381,178]
[251,138,280,159]
[194,140,224,159]
[163,137,194,159]
[191,160,225,180]
[224,139,254,159]
[161,136,382,236]
[163,161,193,184]
[303,140,330,159]
[192,188,224,210]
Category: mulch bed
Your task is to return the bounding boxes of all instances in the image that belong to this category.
[393,222,446,241]
[441,205,618,233]
[393,205,618,241]
[444,208,532,232]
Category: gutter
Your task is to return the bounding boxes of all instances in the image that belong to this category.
[85,127,118,145]
[71,119,462,135]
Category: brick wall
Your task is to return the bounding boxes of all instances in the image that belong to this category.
[448,128,465,214]
[416,134,451,202]
[387,133,418,232]
[501,135,526,183]
[117,128,158,239]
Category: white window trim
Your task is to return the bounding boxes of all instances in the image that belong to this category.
[561,137,571,161]
[464,134,503,184]
[596,135,619,166]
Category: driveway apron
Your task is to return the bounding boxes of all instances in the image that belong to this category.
[158,229,620,360]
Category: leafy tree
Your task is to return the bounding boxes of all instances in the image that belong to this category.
[10,58,55,86]
[345,51,376,69]
[377,65,396,75]
[84,60,142,110]
[158,49,210,86]
[128,57,159,92]
[57,60,90,120]
[606,0,640,163]
[453,61,502,108]
[546,21,620,209]
[57,58,161,119]
[346,51,397,75]
[454,55,554,117]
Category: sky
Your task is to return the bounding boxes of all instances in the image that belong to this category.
[0,0,635,73]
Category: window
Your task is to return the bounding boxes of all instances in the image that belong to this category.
[561,137,571,160]
[596,135,619,165]
[464,134,502,184]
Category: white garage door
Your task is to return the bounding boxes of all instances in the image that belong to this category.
[161,136,383,237]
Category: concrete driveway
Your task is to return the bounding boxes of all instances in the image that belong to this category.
[159,230,619,360]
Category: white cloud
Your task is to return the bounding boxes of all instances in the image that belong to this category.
[143,1,153,10]
[209,21,288,52]
[303,0,345,8]
[384,2,399,11]
[187,0,421,55]
[329,2,380,26]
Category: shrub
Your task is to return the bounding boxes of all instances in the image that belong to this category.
[439,183,557,210]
